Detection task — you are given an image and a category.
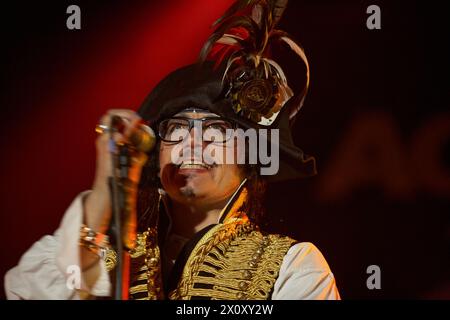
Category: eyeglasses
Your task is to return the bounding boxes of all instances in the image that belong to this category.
[158,117,236,143]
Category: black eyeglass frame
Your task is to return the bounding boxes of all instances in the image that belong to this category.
[157,116,238,143]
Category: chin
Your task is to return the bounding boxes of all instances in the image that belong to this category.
[178,181,211,199]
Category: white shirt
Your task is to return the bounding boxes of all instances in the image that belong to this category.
[4,192,340,300]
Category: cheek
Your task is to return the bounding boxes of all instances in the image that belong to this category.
[214,164,242,187]
[159,144,173,174]
[204,142,239,165]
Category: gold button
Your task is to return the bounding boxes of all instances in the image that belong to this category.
[148,257,159,266]
[239,281,248,290]
[252,254,261,261]
[242,270,252,279]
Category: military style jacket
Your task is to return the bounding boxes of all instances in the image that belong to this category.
[4,184,340,300]
[105,184,297,300]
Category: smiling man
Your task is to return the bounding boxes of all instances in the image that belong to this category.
[158,108,248,241]
[4,0,340,300]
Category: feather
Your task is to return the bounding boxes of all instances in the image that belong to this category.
[214,0,288,28]
[268,31,310,121]
[212,0,258,27]
[201,0,293,64]
[271,0,289,26]
[216,33,244,45]
[222,54,244,82]
[265,58,289,86]
[254,3,270,54]
[198,0,309,126]
[199,16,259,64]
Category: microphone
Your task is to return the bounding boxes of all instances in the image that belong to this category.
[111,115,156,153]
[108,115,156,299]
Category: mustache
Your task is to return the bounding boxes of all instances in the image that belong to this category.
[171,145,219,166]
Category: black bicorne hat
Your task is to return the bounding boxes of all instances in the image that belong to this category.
[138,0,316,182]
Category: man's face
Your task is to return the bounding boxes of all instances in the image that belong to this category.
[158,109,244,207]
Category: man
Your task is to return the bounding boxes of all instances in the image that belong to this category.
[4,0,340,300]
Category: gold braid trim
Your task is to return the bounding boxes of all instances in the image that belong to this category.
[128,231,150,300]
[167,184,297,300]
[144,228,164,299]
[105,230,164,300]
[104,249,117,272]
[103,230,148,274]
[169,184,252,300]
[244,234,297,299]
[105,224,296,300]
[104,185,296,300]
[127,229,164,300]
[168,219,254,300]
[170,227,296,300]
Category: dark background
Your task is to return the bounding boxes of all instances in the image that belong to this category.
[0,0,449,299]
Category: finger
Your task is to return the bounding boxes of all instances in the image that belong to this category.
[105,110,142,139]
[97,114,125,148]
[106,109,141,125]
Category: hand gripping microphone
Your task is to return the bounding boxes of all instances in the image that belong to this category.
[111,115,156,153]
[108,115,157,299]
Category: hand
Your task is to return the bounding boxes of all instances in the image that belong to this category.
[84,109,149,234]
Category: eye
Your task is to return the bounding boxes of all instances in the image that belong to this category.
[204,121,232,133]
[166,121,188,134]
[203,120,234,142]
[162,119,189,141]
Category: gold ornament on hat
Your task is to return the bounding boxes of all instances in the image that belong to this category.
[199,0,309,126]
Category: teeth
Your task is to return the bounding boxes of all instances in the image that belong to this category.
[179,160,212,170]
[180,164,209,169]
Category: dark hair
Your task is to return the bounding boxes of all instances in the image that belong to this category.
[136,142,267,231]
[136,141,162,232]
[239,163,267,224]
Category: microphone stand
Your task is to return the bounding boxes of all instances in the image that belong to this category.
[108,134,132,300]
[106,117,154,299]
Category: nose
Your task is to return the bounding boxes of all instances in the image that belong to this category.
[188,124,205,148]
[179,121,206,152]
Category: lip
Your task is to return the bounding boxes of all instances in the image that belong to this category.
[177,167,210,177]
[178,167,209,174]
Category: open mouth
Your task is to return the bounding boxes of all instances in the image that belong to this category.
[178,159,214,170]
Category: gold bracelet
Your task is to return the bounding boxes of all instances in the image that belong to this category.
[79,224,110,258]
